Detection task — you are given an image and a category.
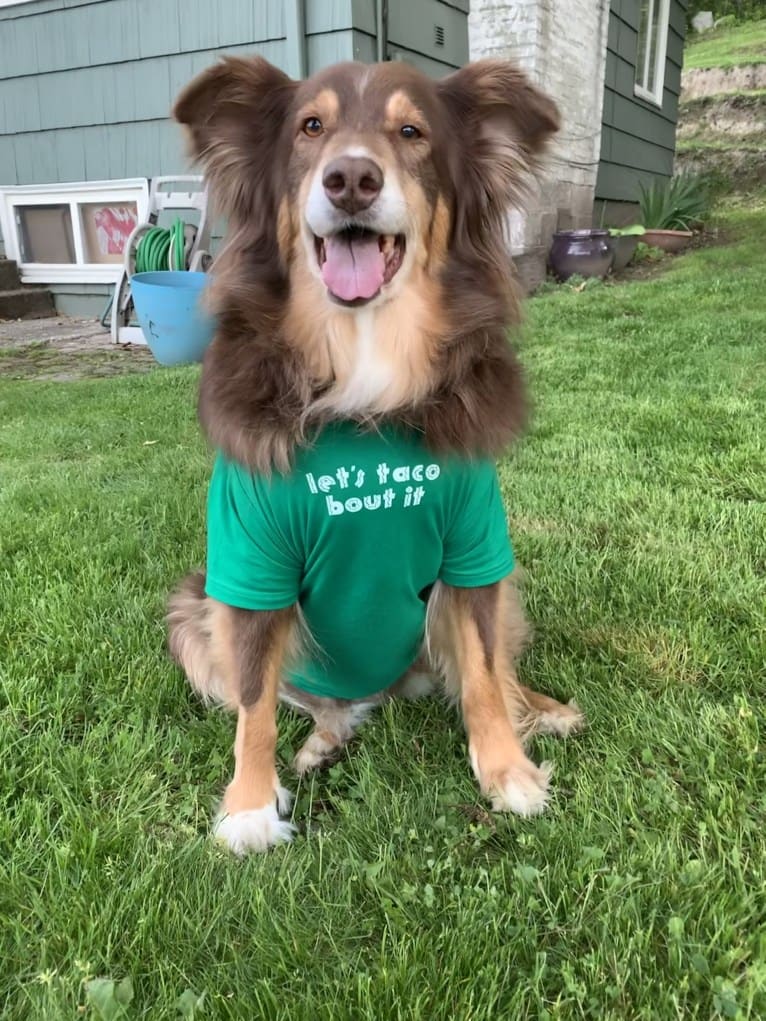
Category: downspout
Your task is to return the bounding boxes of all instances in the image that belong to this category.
[375,0,388,62]
[285,0,307,78]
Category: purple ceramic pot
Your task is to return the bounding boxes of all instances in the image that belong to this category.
[548,229,613,282]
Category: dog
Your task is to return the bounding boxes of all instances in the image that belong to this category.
[167,55,583,855]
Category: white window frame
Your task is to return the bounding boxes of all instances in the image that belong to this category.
[634,0,670,107]
[0,1,38,8]
[0,179,149,284]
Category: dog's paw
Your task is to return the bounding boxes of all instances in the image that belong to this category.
[534,699,586,738]
[214,786,295,855]
[485,759,553,816]
[293,739,334,776]
[397,672,436,700]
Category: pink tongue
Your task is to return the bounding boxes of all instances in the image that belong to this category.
[321,233,385,301]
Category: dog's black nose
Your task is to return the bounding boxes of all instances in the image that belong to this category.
[322,156,383,214]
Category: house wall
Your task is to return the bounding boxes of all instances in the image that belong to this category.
[469,0,611,290]
[0,0,467,314]
[596,0,687,204]
[383,0,469,74]
[1,0,296,190]
[0,0,295,310]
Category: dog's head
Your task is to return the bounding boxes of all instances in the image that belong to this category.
[174,57,558,311]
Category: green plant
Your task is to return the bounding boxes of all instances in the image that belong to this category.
[639,174,710,230]
[608,224,646,237]
[631,240,667,264]
[539,273,609,294]
[85,978,134,1020]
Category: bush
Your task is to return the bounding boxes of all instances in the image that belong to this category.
[638,173,710,230]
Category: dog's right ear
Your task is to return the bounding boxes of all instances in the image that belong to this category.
[173,56,297,227]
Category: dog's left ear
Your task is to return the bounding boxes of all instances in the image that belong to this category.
[173,56,298,228]
[437,60,559,236]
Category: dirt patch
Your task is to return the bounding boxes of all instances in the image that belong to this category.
[678,92,766,139]
[681,64,766,100]
[0,343,156,381]
[676,146,766,190]
[0,316,156,381]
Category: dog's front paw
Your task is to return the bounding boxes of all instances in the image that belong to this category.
[483,759,553,817]
[214,786,295,855]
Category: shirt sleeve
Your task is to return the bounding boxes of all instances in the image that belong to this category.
[204,455,302,610]
[439,461,515,588]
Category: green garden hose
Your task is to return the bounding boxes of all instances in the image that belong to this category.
[134,218,186,273]
[103,215,202,333]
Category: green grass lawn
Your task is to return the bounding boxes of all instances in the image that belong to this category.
[684,18,766,69]
[2,199,765,1020]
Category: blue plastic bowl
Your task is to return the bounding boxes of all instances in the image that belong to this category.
[130,271,216,366]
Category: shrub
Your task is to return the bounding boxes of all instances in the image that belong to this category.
[638,173,710,230]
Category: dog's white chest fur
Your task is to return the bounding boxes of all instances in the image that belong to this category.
[331,308,394,414]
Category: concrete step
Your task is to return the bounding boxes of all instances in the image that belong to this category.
[0,287,56,320]
[0,258,21,290]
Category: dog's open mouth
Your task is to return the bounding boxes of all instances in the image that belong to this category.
[314,228,405,305]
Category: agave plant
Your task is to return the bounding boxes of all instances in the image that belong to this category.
[639,173,709,231]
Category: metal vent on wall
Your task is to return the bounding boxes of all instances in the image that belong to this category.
[434,24,445,47]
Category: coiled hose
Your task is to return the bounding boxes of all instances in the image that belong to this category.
[134,218,187,272]
[101,218,191,327]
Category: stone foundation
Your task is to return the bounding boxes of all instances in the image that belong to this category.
[469,0,611,279]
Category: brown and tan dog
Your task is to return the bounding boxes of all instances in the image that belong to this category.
[167,56,583,854]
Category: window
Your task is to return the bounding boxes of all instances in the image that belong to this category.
[0,180,149,284]
[17,205,76,264]
[634,0,670,107]
[80,203,140,265]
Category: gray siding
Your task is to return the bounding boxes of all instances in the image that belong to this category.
[381,0,469,73]
[0,0,468,313]
[596,0,688,203]
[0,0,354,188]
[0,0,467,191]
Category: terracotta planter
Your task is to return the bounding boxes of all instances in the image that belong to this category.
[548,229,613,282]
[642,229,693,253]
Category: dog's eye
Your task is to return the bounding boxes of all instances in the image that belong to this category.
[400,124,421,140]
[303,117,324,137]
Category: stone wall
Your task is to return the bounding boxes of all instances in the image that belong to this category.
[469,0,611,288]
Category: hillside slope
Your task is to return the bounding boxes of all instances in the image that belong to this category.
[677,20,766,188]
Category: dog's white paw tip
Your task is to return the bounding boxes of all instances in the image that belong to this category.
[566,700,586,728]
[537,701,586,738]
[214,804,296,856]
[293,746,323,776]
[490,760,553,817]
[398,672,436,700]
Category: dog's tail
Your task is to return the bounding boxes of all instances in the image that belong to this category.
[167,571,234,708]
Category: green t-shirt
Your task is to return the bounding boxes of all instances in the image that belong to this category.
[205,422,514,700]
